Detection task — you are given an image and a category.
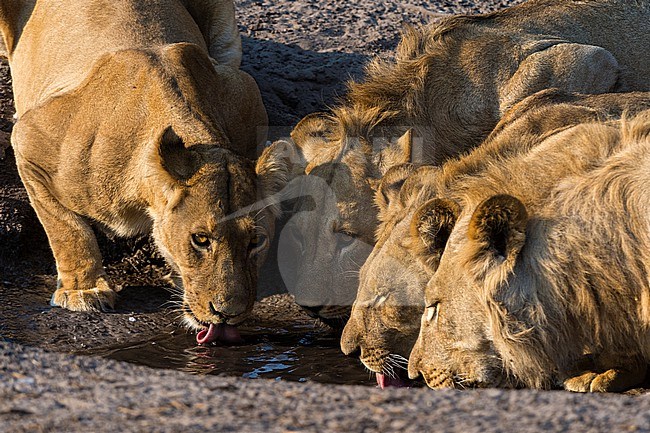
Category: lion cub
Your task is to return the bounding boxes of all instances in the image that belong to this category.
[0,1,284,344]
[408,105,650,392]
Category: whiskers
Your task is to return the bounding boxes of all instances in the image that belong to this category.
[341,269,361,279]
[158,271,191,325]
[382,353,409,379]
[161,272,183,293]
[252,204,272,222]
[339,256,364,282]
[452,373,472,390]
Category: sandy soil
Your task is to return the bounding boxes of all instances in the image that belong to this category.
[3,1,650,432]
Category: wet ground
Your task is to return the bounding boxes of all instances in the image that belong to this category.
[0,268,373,386]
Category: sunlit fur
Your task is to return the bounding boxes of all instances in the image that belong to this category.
[271,0,650,329]
[344,90,650,384]
[3,1,290,324]
[409,104,650,392]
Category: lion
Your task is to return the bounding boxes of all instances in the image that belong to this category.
[0,0,287,344]
[275,114,414,328]
[273,0,650,325]
[407,107,650,392]
[341,90,650,388]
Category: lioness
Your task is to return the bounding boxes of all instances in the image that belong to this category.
[407,108,650,392]
[341,90,650,387]
[0,1,284,343]
[275,0,650,324]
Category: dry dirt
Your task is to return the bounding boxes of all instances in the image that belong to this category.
[2,1,650,432]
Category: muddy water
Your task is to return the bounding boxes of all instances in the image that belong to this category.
[95,324,373,386]
[0,277,375,386]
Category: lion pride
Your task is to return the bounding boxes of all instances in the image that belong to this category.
[0,0,286,344]
[274,0,650,325]
[341,90,650,388]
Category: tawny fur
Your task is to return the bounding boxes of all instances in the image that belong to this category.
[0,1,286,331]
[273,0,650,326]
[408,100,650,392]
[335,0,650,165]
[340,90,650,383]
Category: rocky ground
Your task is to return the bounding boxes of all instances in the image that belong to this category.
[3,0,650,432]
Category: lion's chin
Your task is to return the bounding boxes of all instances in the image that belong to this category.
[196,323,243,345]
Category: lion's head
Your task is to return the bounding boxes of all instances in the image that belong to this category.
[406,195,524,389]
[149,128,286,342]
[339,166,442,386]
[408,108,650,392]
[275,110,414,327]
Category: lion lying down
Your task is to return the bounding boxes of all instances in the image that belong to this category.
[272,0,650,325]
[407,104,650,392]
[340,90,650,388]
[0,1,286,343]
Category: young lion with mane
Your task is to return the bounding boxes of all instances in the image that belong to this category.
[341,90,650,388]
[407,108,650,392]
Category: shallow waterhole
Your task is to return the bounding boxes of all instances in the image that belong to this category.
[1,281,377,387]
[95,323,374,386]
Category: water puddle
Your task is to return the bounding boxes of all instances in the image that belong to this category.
[0,281,376,387]
[95,324,374,386]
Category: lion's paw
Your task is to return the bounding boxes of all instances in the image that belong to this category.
[51,277,118,312]
[563,371,599,392]
[564,367,646,393]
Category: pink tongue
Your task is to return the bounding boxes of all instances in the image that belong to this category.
[196,323,242,345]
[376,373,410,389]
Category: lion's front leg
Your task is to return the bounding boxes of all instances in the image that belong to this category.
[15,155,119,312]
[563,358,647,393]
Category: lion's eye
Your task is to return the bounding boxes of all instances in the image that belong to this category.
[335,230,356,248]
[249,233,268,251]
[191,233,211,249]
[425,302,440,323]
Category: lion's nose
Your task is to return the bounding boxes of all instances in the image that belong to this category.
[340,322,361,356]
[407,344,423,379]
[209,301,245,321]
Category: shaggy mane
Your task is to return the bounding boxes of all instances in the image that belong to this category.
[462,111,650,388]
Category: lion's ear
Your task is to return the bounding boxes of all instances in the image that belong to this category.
[158,127,201,181]
[467,194,528,262]
[499,42,620,113]
[410,198,461,270]
[373,129,413,175]
[255,139,305,217]
[290,112,336,163]
[374,163,417,215]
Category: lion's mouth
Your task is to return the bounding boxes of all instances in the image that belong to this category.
[375,373,412,389]
[196,323,243,345]
[181,302,247,345]
[361,353,414,389]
